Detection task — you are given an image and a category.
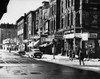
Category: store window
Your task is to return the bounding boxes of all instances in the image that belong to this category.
[85,40,95,53]
[89,0,100,4]
[98,40,100,46]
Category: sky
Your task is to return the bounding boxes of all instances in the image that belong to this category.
[0,0,49,24]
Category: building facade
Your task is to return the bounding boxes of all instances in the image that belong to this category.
[16,15,26,43]
[81,0,100,58]
[41,1,50,43]
[62,0,100,58]
[15,0,100,57]
[0,23,17,44]
[35,6,43,36]
[26,11,36,40]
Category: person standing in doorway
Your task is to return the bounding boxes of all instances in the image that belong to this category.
[78,48,85,65]
[52,45,55,59]
[69,48,73,61]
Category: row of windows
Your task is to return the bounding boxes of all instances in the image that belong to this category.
[61,0,74,13]
[49,19,56,34]
[83,0,100,4]
[49,4,56,17]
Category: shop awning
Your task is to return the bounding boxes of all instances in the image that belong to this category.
[28,40,40,47]
[39,41,52,47]
[39,43,48,47]
[28,42,34,47]
[63,33,89,41]
[54,31,63,39]
[34,40,41,47]
[63,34,74,39]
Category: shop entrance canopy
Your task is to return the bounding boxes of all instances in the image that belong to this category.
[28,40,41,48]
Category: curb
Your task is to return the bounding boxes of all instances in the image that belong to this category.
[38,56,100,73]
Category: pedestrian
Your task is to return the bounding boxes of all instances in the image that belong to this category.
[52,46,55,59]
[69,48,73,61]
[78,48,85,65]
[9,48,11,53]
[61,48,63,55]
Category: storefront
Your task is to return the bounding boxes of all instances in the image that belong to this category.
[54,31,64,55]
[63,33,82,56]
[39,35,54,54]
[82,33,100,58]
[64,32,100,58]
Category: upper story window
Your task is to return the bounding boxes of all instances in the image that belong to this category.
[83,0,89,3]
[62,1,63,13]
[75,0,80,11]
[89,0,100,4]
[54,4,56,15]
[50,0,55,2]
[83,0,100,4]
[52,6,53,15]
[66,0,67,8]
[71,0,73,6]
[68,0,70,8]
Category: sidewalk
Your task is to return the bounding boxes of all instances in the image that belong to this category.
[39,54,100,73]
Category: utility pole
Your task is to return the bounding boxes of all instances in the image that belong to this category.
[80,0,83,49]
[73,0,76,53]
[73,0,82,52]
[73,10,76,53]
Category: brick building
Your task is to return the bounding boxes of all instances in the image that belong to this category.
[26,11,36,40]
[62,0,100,58]
[16,15,26,43]
[0,23,17,44]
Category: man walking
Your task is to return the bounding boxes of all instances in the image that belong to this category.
[78,48,85,65]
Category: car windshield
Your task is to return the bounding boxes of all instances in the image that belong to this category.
[34,49,40,51]
[31,49,40,51]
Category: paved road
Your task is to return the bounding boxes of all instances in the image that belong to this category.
[0,50,100,79]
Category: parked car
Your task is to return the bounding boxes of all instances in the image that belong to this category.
[18,43,26,55]
[18,51,26,55]
[0,53,2,58]
[30,48,43,58]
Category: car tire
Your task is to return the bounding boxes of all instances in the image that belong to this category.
[37,55,41,59]
[34,55,37,58]
[32,55,35,58]
[39,55,42,58]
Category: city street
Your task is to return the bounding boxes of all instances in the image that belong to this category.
[0,50,100,79]
[0,0,100,79]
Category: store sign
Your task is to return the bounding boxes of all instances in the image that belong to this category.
[45,35,54,42]
[63,34,74,39]
[82,33,88,41]
[54,31,63,39]
[41,34,48,37]
[55,35,63,39]
[17,29,23,35]
[89,33,97,38]
[75,33,81,38]
[98,40,100,46]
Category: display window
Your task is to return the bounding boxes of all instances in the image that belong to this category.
[85,40,95,53]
